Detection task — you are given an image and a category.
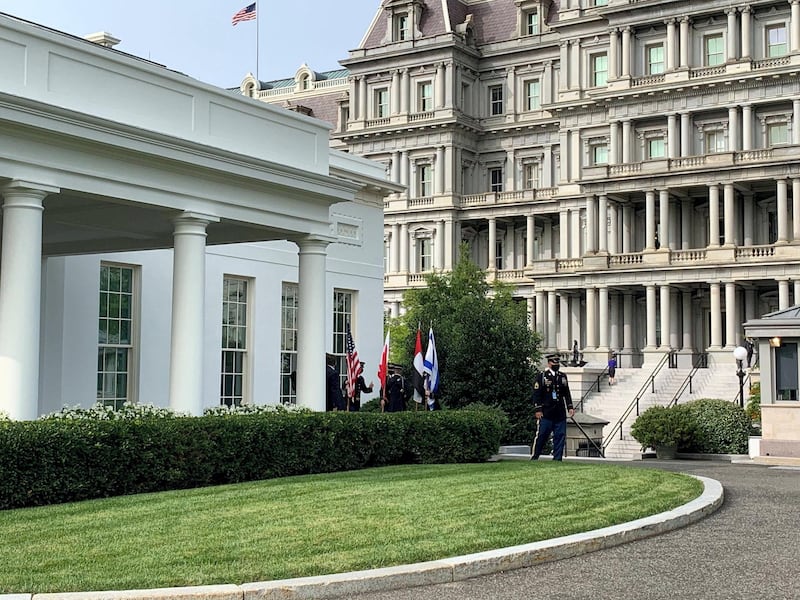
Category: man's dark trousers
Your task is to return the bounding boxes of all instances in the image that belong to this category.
[532,417,567,460]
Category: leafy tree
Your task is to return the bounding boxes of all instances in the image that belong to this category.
[389,247,542,443]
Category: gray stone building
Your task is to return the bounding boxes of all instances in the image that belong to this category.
[240,0,800,453]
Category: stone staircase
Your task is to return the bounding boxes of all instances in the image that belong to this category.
[580,357,751,460]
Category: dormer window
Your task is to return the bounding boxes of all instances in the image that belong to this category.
[516,1,548,38]
[525,9,539,35]
[395,13,409,41]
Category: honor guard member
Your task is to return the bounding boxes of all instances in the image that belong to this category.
[531,353,574,460]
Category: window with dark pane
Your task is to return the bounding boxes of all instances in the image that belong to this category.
[220,277,249,407]
[97,264,135,409]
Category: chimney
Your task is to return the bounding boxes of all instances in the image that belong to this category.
[84,31,121,48]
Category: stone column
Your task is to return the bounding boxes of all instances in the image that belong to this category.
[665,19,677,71]
[710,282,723,349]
[436,63,446,109]
[563,295,573,353]
[610,293,621,351]
[559,41,569,91]
[709,184,720,247]
[390,223,400,273]
[571,209,582,259]
[742,105,753,150]
[598,286,609,351]
[622,120,632,163]
[725,282,737,349]
[400,151,409,190]
[436,220,445,270]
[682,290,693,351]
[400,69,410,113]
[586,288,597,349]
[728,107,739,152]
[723,183,736,247]
[726,8,738,61]
[526,215,535,266]
[779,279,791,309]
[435,146,445,195]
[391,70,401,116]
[169,213,218,416]
[621,27,632,78]
[623,293,634,353]
[794,179,800,242]
[598,194,608,253]
[646,284,658,349]
[743,193,754,246]
[559,210,569,258]
[609,29,619,80]
[536,291,546,336]
[609,200,619,254]
[527,297,535,333]
[681,198,692,250]
[488,217,497,271]
[792,0,800,53]
[680,112,692,156]
[645,190,657,250]
[670,290,681,350]
[585,195,597,254]
[659,190,670,249]
[400,223,409,272]
[741,6,752,60]
[679,17,691,68]
[660,284,671,350]
[668,114,678,158]
[359,76,368,119]
[777,179,789,244]
[444,219,454,269]
[794,99,800,145]
[570,40,581,90]
[296,236,332,412]
[547,291,558,348]
[445,62,454,108]
[0,182,57,420]
[622,204,633,253]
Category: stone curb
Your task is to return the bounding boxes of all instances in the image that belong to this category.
[2,475,722,600]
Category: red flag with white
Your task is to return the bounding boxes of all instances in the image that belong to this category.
[377,330,390,399]
[345,322,362,400]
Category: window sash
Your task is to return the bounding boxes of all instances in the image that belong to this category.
[525,80,541,110]
[523,164,540,189]
[332,290,355,392]
[374,89,389,118]
[526,10,539,35]
[418,164,433,196]
[592,54,608,86]
[769,123,788,146]
[647,45,665,74]
[648,138,666,159]
[705,35,724,66]
[489,85,504,115]
[489,168,504,192]
[418,238,432,271]
[280,283,298,405]
[396,14,409,41]
[767,25,788,57]
[97,264,135,409]
[592,145,608,165]
[220,277,249,406]
[705,130,726,153]
[418,83,433,112]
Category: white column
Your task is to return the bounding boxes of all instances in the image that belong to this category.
[778,179,789,244]
[621,27,631,78]
[741,6,752,60]
[436,220,445,270]
[794,99,800,145]
[586,288,597,349]
[743,193,754,246]
[609,293,621,351]
[792,0,800,53]
[665,19,677,71]
[400,223,409,272]
[598,194,608,253]
[0,182,57,420]
[585,195,597,254]
[169,213,218,416]
[646,284,658,349]
[436,63,446,109]
[435,146,445,195]
[535,291,546,336]
[559,42,569,91]
[679,17,691,68]
[623,293,634,353]
[670,290,680,350]
[296,236,332,412]
[622,204,633,253]
[728,107,739,152]
[359,77,368,120]
[400,69,410,113]
[563,295,572,354]
[622,120,632,163]
[569,40,581,90]
[598,286,609,351]
[680,112,692,157]
[400,151,409,190]
[709,184,720,247]
[609,29,619,80]
[390,223,400,273]
[660,284,671,350]
[445,62,454,108]
[710,282,723,349]
[742,105,753,150]
[526,215,535,266]
[444,219,454,269]
[609,200,619,254]
[725,282,737,349]
[488,217,497,270]
[723,183,736,247]
[779,279,791,310]
[570,209,581,258]
[646,190,657,250]
[681,198,692,250]
[609,121,620,164]
[391,70,401,116]
[667,114,678,158]
[559,210,569,258]
[659,190,670,249]
[547,291,558,348]
[726,8,738,61]
[794,179,800,241]
[682,291,693,351]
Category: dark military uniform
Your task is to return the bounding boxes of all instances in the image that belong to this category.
[384,372,407,412]
[531,354,574,460]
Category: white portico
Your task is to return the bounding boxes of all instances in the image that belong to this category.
[0,14,397,419]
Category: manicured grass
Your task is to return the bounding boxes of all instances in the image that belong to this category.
[0,462,702,594]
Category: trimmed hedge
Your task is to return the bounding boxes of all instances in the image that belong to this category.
[0,409,505,510]
[680,398,750,454]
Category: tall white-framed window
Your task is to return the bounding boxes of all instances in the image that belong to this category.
[332,290,355,390]
[523,162,540,189]
[495,238,504,270]
[418,163,433,196]
[524,79,541,111]
[374,88,389,118]
[280,282,298,405]
[766,24,788,57]
[646,44,665,74]
[97,263,136,409]
[489,167,504,192]
[768,121,789,146]
[418,81,433,112]
[525,9,539,35]
[647,137,666,159]
[395,13,409,41]
[591,53,608,87]
[220,277,250,407]
[489,85,504,115]
[704,34,724,66]
[590,142,609,165]
[417,235,433,272]
[705,129,726,153]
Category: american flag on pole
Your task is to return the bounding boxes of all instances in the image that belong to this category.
[345,322,362,400]
[232,3,257,25]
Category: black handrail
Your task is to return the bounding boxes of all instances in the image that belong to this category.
[569,415,605,458]
[734,370,753,406]
[573,366,609,413]
[666,365,701,407]
[601,352,671,452]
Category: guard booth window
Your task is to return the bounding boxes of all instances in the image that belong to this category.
[776,342,798,401]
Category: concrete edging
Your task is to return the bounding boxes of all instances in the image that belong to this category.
[4,475,723,600]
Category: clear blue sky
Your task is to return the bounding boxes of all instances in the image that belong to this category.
[0,0,377,88]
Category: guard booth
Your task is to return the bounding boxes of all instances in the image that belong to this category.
[567,413,609,457]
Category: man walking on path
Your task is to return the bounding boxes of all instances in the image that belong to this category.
[531,353,574,460]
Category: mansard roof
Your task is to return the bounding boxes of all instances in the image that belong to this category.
[360,0,547,49]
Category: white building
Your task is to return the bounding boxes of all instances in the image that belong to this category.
[243,0,800,457]
[0,14,398,420]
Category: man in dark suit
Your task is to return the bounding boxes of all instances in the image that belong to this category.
[531,353,574,460]
[325,353,345,412]
[383,364,407,412]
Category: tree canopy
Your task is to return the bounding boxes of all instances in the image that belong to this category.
[389,248,542,443]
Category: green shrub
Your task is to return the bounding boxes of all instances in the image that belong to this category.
[630,404,695,450]
[681,398,750,454]
[0,409,504,510]
[745,382,761,425]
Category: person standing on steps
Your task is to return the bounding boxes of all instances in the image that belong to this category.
[531,353,574,461]
[608,352,617,386]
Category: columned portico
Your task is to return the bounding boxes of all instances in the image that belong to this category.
[0,181,58,420]
[296,236,334,411]
[169,213,219,416]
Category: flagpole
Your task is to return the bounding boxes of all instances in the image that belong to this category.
[256,2,260,81]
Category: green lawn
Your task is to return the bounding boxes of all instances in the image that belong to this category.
[0,462,702,594]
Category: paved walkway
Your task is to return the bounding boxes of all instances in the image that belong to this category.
[350,459,800,600]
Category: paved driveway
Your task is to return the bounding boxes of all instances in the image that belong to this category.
[352,461,800,600]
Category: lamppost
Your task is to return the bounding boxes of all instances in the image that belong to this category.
[733,346,748,408]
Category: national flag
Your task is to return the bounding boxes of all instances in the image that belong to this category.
[345,322,362,401]
[377,330,390,399]
[232,3,256,26]
[423,327,439,404]
[412,325,425,404]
